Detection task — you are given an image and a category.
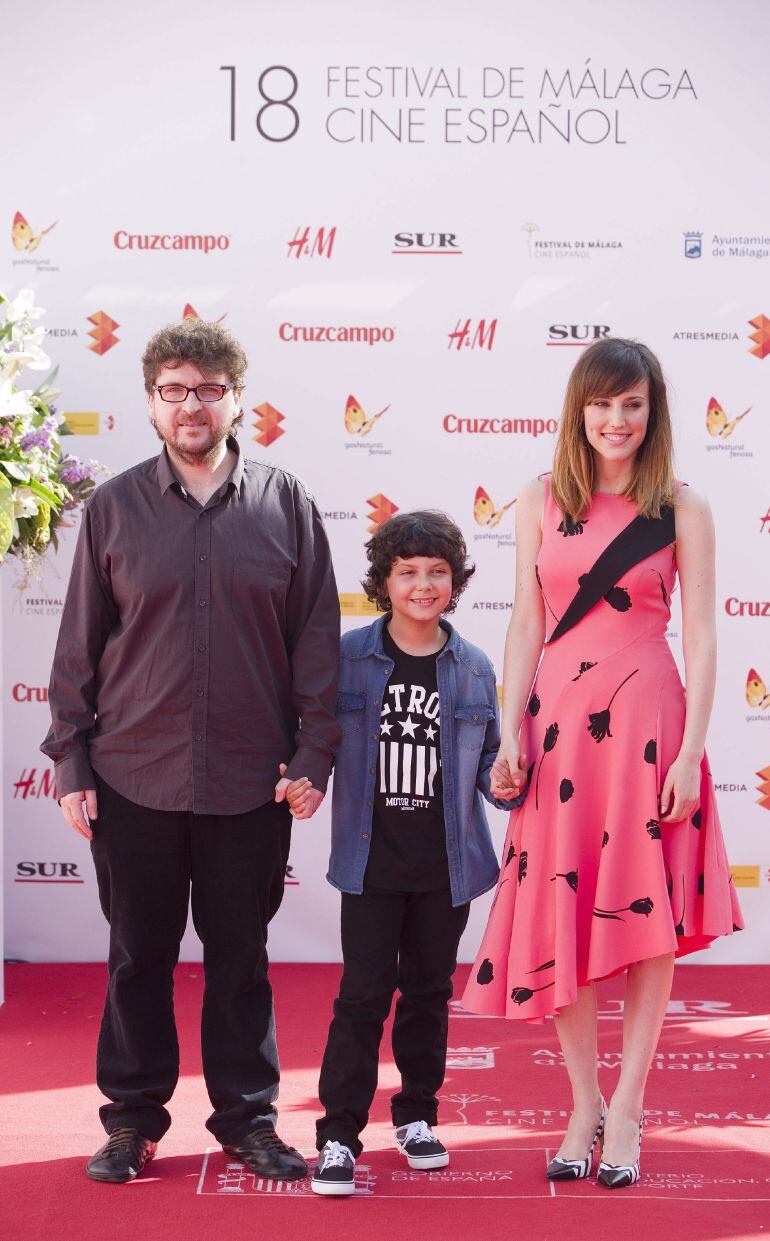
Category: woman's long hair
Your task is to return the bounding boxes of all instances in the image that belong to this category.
[551,337,676,521]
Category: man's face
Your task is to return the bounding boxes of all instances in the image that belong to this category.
[148,361,242,464]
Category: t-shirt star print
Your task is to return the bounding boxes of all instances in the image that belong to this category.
[365,626,450,892]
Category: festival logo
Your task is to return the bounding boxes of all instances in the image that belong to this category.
[748,314,770,359]
[705,396,752,459]
[523,222,623,260]
[279,323,395,345]
[86,311,119,355]
[183,303,227,323]
[366,493,398,533]
[448,318,497,351]
[15,862,83,884]
[252,402,285,447]
[11,684,48,704]
[287,226,336,259]
[446,1046,498,1070]
[746,669,770,722]
[199,1152,375,1196]
[757,766,770,812]
[684,231,702,258]
[547,324,611,346]
[393,232,462,254]
[13,767,57,800]
[344,393,391,457]
[472,487,515,549]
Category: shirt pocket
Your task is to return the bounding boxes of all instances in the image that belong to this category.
[454,703,494,751]
[336,690,367,733]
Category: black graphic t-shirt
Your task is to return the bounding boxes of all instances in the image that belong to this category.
[365,626,450,891]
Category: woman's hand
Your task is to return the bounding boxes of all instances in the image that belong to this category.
[660,753,701,823]
[491,738,528,800]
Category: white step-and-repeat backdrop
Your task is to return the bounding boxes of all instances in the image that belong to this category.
[2,0,768,965]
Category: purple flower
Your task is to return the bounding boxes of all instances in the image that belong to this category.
[20,428,53,453]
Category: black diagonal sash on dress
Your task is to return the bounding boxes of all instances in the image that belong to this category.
[546,505,675,644]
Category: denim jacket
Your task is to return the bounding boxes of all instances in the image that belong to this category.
[328,615,524,907]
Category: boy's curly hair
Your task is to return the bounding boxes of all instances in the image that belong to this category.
[362,510,475,615]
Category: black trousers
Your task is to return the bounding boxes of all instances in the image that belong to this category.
[90,777,291,1144]
[316,887,470,1157]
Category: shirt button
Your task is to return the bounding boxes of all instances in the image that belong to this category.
[472,713,479,721]
[362,833,369,840]
[369,767,376,775]
[198,644,206,652]
[197,689,204,697]
[199,599,207,607]
[373,699,380,706]
[199,554,207,561]
[367,800,373,807]
[371,734,378,741]
[195,734,202,742]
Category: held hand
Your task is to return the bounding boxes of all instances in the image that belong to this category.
[490,740,528,801]
[60,789,98,841]
[275,764,325,820]
[660,754,701,823]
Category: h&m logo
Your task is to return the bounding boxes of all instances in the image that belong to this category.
[448,318,497,351]
[287,227,336,260]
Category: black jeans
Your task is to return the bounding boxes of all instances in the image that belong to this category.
[90,777,291,1144]
[316,887,470,1157]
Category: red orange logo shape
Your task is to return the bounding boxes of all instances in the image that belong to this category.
[253,402,285,447]
[748,315,770,360]
[182,304,227,323]
[474,486,515,527]
[87,312,119,355]
[12,211,57,253]
[757,766,770,811]
[366,494,398,533]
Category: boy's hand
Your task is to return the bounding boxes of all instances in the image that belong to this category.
[490,742,528,800]
[275,764,325,820]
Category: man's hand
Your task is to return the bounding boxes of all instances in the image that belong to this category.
[60,789,98,840]
[275,764,325,820]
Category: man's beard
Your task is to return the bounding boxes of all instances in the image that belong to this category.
[151,416,235,465]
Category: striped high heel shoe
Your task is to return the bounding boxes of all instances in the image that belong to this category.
[545,1097,607,1181]
[597,1113,644,1188]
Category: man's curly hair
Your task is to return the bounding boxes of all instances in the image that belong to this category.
[142,318,248,428]
[362,510,475,615]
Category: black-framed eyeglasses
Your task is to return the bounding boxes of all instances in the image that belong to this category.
[152,382,236,403]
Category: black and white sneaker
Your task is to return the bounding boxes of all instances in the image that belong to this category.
[311,1141,356,1196]
[395,1120,449,1170]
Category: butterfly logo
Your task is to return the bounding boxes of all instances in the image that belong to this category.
[12,211,57,253]
[474,486,515,527]
[706,397,751,439]
[345,394,390,437]
[746,668,770,711]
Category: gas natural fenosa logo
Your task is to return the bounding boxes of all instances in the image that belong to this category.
[474,487,515,528]
[12,211,57,253]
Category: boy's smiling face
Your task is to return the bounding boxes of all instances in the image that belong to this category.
[385,556,453,625]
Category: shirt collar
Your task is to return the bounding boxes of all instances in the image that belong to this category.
[156,436,244,498]
[360,613,459,660]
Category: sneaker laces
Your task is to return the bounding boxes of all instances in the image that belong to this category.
[242,1128,295,1154]
[320,1141,353,1170]
[104,1127,146,1161]
[400,1120,434,1145]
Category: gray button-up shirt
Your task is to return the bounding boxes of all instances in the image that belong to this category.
[41,439,341,814]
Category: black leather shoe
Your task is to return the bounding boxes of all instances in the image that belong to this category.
[86,1127,158,1182]
[222,1128,308,1180]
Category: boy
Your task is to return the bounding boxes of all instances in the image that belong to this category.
[294,510,524,1195]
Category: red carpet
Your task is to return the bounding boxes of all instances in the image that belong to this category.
[1,963,768,1241]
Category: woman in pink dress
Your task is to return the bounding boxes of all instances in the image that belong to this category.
[462,337,743,1188]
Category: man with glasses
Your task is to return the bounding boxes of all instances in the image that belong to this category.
[42,318,340,1183]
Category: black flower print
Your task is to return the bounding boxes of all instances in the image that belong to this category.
[526,760,535,788]
[698,873,704,895]
[558,515,586,537]
[511,981,555,1005]
[526,959,555,974]
[604,585,632,612]
[587,669,639,743]
[559,778,574,803]
[572,660,597,682]
[644,739,657,764]
[528,692,541,717]
[536,564,559,622]
[646,818,661,839]
[593,896,654,921]
[477,958,494,985]
[691,808,702,829]
[664,860,673,899]
[551,870,579,893]
[505,842,516,867]
[674,875,686,936]
[535,723,559,807]
[518,850,529,884]
[651,568,670,607]
[602,831,610,848]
